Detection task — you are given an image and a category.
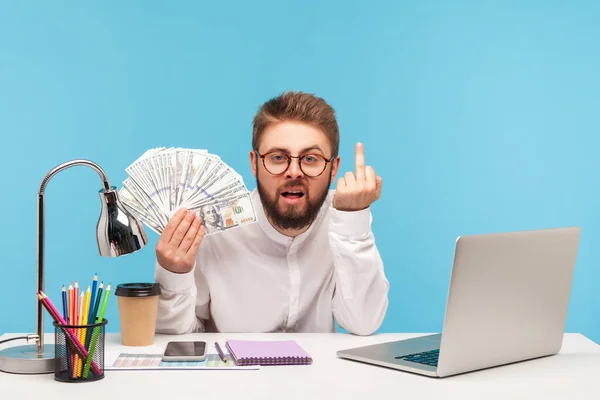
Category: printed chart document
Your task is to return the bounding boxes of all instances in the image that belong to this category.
[105,352,260,371]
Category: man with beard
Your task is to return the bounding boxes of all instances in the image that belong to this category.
[153,91,389,336]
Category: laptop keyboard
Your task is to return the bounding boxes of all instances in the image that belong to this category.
[395,349,439,367]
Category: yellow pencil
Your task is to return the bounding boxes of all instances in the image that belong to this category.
[82,286,91,342]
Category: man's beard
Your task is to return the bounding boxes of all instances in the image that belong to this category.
[257,172,331,231]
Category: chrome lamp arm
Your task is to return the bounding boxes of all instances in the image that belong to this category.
[36,160,112,353]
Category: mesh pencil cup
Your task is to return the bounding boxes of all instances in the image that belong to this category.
[53,318,108,382]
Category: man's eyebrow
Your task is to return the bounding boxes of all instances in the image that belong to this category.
[263,145,325,154]
[300,145,324,154]
[263,146,290,154]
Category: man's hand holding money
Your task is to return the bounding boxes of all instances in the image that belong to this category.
[156,208,206,274]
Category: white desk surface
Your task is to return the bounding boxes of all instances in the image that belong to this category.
[1,332,599,399]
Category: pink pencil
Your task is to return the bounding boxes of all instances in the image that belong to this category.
[74,282,79,328]
[68,283,75,377]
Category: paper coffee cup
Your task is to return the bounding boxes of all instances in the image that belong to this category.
[115,283,161,346]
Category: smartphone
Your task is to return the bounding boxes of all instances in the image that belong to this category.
[162,341,207,362]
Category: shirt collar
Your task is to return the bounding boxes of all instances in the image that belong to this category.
[250,188,331,247]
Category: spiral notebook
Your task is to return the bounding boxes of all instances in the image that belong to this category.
[225,339,313,366]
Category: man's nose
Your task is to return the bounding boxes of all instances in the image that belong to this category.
[286,157,304,178]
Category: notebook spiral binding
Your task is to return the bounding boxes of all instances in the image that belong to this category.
[236,356,313,366]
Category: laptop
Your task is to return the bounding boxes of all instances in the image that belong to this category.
[337,227,581,378]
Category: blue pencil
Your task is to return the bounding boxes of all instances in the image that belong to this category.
[84,274,99,349]
[88,274,98,325]
[61,285,72,376]
[61,286,68,322]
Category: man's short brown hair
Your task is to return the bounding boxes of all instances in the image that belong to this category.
[252,91,339,157]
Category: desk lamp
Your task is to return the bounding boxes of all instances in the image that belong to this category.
[0,159,148,374]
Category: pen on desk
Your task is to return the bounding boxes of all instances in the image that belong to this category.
[215,342,227,363]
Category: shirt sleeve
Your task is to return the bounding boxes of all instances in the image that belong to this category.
[328,206,389,336]
[154,246,211,334]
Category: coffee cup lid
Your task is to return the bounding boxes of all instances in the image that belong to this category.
[115,283,161,297]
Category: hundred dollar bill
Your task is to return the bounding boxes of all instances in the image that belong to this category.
[190,191,257,235]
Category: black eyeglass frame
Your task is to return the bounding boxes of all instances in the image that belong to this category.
[253,149,335,177]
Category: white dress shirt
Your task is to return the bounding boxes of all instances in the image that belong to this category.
[154,189,389,336]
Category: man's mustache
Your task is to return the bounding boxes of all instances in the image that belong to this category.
[278,179,308,192]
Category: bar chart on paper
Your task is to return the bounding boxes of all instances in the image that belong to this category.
[106,353,260,370]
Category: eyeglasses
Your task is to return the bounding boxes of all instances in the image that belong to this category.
[254,150,334,177]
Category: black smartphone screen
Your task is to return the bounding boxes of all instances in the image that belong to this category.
[164,341,206,356]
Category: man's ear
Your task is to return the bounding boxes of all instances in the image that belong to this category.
[330,155,341,184]
[250,150,257,178]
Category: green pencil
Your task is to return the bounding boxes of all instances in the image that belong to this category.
[82,283,111,378]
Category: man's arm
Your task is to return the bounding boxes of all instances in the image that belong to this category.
[329,207,389,336]
[329,142,387,335]
[152,208,209,334]
[154,254,210,334]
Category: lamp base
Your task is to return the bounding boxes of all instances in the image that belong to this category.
[0,344,55,374]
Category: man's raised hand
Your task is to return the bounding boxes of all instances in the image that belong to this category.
[332,142,382,212]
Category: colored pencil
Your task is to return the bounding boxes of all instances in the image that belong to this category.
[61,286,72,376]
[82,284,110,378]
[75,292,84,376]
[61,286,68,320]
[81,286,91,376]
[38,292,102,376]
[86,282,103,348]
[78,292,84,324]
[68,284,73,324]
[68,283,74,377]
[85,275,97,350]
[92,282,104,324]
[74,281,79,324]
[82,287,91,338]
[91,282,103,324]
[88,274,98,324]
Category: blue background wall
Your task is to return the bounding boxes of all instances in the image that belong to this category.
[1,1,598,343]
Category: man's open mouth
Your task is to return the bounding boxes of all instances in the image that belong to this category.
[281,190,305,199]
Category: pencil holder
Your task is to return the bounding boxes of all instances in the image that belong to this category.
[53,319,108,382]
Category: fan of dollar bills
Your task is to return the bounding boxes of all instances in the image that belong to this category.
[119,147,258,235]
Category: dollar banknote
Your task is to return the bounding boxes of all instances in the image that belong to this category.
[194,192,257,234]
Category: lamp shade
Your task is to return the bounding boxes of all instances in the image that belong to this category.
[97,186,148,257]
